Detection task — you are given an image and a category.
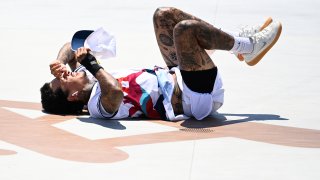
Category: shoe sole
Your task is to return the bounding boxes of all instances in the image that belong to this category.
[246,22,282,66]
[237,17,273,61]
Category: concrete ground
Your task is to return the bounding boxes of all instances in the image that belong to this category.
[1,0,320,179]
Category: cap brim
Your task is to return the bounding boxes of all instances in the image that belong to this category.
[71,30,94,51]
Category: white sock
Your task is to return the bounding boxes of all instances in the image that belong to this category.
[230,36,253,54]
[225,30,239,37]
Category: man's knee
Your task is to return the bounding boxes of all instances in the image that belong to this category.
[173,20,199,37]
[153,7,176,23]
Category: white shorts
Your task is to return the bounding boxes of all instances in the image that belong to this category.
[172,67,224,120]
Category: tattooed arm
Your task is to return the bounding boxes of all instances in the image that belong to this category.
[171,73,184,114]
[49,42,81,79]
[56,42,79,71]
[75,47,124,114]
[95,69,124,114]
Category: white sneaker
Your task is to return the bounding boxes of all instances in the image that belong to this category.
[238,17,273,37]
[243,21,282,66]
[235,17,273,61]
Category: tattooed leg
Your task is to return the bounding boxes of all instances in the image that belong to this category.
[153,7,202,68]
[173,20,235,71]
[153,7,235,114]
[153,7,234,70]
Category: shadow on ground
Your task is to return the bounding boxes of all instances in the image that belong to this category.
[77,113,288,130]
[180,113,288,128]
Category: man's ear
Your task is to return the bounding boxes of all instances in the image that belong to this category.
[67,91,79,101]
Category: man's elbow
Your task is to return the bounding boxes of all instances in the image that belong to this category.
[109,88,124,113]
[114,88,124,106]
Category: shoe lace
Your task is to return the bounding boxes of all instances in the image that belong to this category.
[251,27,271,43]
[239,25,260,37]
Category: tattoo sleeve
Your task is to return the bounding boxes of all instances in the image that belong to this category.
[56,42,78,71]
[95,69,124,114]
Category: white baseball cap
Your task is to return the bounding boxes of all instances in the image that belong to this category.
[71,27,116,60]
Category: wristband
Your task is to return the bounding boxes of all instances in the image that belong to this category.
[80,54,103,76]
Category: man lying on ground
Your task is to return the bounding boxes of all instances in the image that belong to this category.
[40,7,282,121]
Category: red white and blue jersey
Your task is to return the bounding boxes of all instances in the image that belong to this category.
[88,69,169,119]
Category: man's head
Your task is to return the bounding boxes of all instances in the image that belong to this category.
[40,71,93,114]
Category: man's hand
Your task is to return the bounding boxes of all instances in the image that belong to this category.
[49,60,69,79]
[75,47,91,63]
[75,47,103,76]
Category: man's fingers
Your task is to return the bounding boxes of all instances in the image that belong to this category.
[50,65,61,75]
[75,47,91,63]
[51,64,61,71]
[49,60,72,79]
[49,60,60,68]
[50,64,64,73]
[50,63,68,79]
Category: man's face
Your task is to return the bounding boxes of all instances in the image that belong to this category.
[50,72,88,102]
